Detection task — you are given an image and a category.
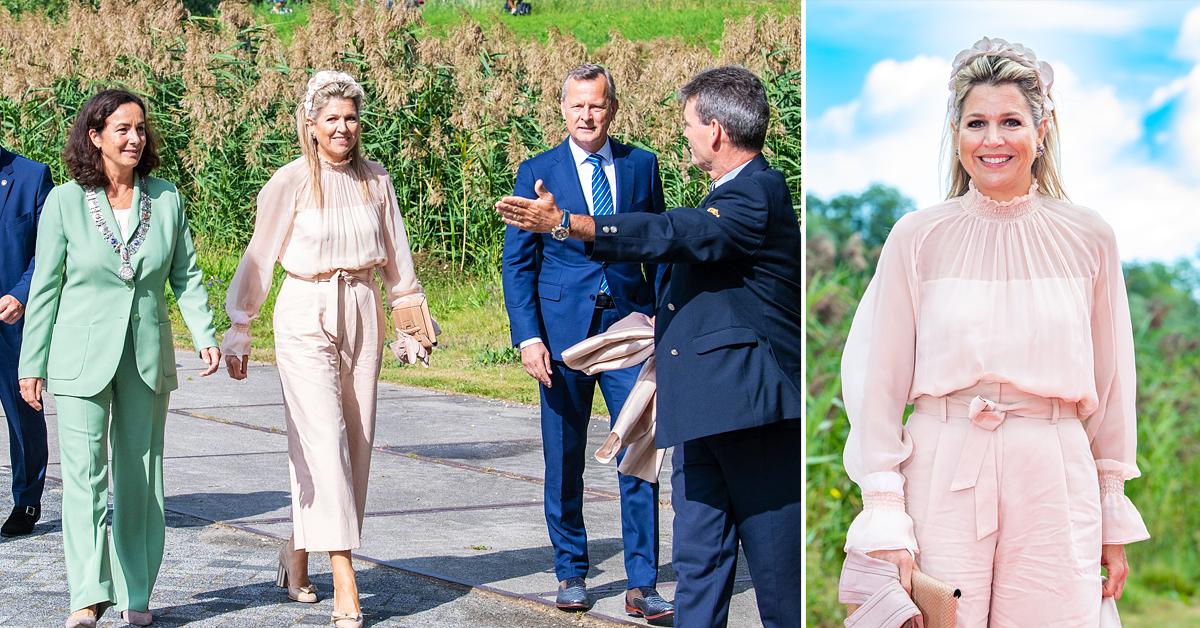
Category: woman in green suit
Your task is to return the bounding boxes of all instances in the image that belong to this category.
[18,90,220,628]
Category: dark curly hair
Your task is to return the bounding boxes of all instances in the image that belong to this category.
[63,89,160,188]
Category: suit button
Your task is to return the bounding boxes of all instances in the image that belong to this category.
[602,226,611,234]
[610,225,619,234]
[0,179,6,186]
[667,303,675,311]
[132,313,140,321]
[670,349,679,356]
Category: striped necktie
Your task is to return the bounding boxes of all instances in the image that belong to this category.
[587,153,614,295]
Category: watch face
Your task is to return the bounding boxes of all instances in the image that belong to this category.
[551,225,570,241]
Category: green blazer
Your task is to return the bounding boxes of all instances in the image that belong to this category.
[18,176,217,397]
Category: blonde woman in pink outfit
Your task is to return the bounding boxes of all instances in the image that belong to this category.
[221,71,431,628]
[841,38,1150,626]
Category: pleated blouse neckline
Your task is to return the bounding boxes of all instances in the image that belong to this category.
[960,180,1040,220]
[318,155,353,171]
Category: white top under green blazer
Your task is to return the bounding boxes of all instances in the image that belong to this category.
[18,176,217,397]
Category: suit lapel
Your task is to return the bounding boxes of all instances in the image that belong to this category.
[125,178,143,244]
[553,140,589,219]
[92,184,125,247]
[614,141,634,214]
[0,150,14,222]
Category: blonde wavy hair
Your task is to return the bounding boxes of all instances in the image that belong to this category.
[295,71,374,209]
[944,52,1067,201]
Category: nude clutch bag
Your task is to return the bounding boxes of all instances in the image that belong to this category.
[911,569,959,628]
[391,297,439,351]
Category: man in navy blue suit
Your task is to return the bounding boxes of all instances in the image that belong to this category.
[497,66,801,628]
[501,64,675,623]
[0,146,54,537]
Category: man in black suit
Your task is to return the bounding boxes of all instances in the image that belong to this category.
[496,65,801,628]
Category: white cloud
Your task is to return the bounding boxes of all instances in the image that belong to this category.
[1149,76,1189,109]
[1172,65,1200,176]
[1177,5,1200,61]
[808,54,1200,261]
[815,101,860,139]
[861,56,949,116]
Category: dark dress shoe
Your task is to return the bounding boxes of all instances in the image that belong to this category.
[626,587,675,626]
[555,577,591,611]
[1,505,40,537]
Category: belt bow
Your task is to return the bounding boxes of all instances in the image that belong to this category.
[949,395,1010,540]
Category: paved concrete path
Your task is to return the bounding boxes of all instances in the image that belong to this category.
[0,351,760,626]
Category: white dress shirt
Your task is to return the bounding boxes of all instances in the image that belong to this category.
[112,207,133,240]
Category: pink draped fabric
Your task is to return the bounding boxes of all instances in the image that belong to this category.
[220,157,423,357]
[841,181,1149,554]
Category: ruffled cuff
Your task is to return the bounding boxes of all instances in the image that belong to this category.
[220,323,252,357]
[844,472,918,554]
[1098,470,1150,545]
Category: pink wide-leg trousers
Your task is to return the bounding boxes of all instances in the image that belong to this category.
[902,383,1104,627]
[273,270,384,552]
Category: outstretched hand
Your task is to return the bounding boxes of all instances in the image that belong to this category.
[495,180,562,233]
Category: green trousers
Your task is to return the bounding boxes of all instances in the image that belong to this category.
[56,330,168,613]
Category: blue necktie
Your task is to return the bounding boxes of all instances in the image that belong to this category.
[587,153,614,295]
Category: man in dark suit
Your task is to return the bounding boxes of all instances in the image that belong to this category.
[502,64,674,622]
[497,65,802,628]
[0,146,54,537]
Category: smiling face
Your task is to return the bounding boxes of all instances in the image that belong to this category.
[307,97,360,162]
[956,83,1048,201]
[560,76,617,153]
[88,101,146,180]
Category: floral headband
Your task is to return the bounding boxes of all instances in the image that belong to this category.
[948,37,1056,118]
[303,70,363,116]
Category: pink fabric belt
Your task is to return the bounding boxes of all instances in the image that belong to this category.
[913,383,1079,541]
[287,268,374,362]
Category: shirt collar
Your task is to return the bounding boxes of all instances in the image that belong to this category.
[710,157,754,191]
[568,136,614,166]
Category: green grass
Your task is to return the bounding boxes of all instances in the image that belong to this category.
[251,0,799,50]
[419,0,799,51]
[170,245,609,415]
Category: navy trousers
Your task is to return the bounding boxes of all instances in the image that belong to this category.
[671,420,803,628]
[0,325,47,508]
[540,306,660,589]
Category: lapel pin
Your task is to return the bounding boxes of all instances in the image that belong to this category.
[1,179,7,186]
[707,207,720,218]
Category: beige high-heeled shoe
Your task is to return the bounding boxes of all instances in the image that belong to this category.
[276,540,319,603]
[121,609,153,626]
[63,616,96,628]
[331,609,364,628]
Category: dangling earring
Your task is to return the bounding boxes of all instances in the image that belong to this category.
[1036,144,1045,158]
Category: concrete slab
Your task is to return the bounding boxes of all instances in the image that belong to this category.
[0,350,763,626]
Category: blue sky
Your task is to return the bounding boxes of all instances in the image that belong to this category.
[806,0,1200,261]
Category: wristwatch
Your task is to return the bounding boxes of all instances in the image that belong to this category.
[551,209,571,241]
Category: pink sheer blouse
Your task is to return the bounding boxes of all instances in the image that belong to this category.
[220,157,423,357]
[841,181,1150,554]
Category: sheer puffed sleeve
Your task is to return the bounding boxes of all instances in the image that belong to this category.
[841,214,920,554]
[374,169,423,309]
[220,167,299,357]
[1085,222,1150,545]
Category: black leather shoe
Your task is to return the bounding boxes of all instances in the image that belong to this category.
[1,505,40,537]
[555,577,591,611]
[626,587,675,626]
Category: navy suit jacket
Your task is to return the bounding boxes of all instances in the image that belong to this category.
[0,147,54,347]
[503,138,665,360]
[589,154,802,446]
